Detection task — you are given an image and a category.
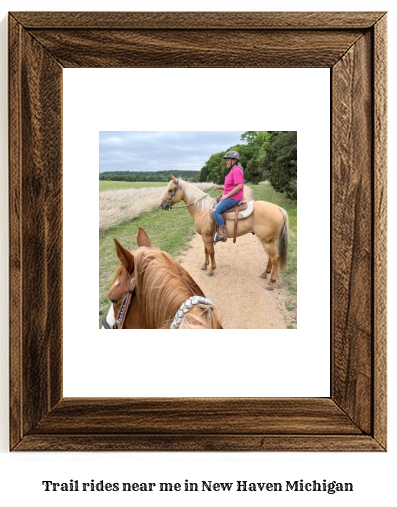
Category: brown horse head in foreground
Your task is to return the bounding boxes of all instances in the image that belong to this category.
[161,175,289,290]
[104,227,222,329]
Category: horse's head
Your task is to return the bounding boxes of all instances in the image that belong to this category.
[160,174,183,210]
[105,226,222,329]
[106,227,152,328]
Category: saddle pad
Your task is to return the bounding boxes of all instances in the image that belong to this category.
[224,200,254,220]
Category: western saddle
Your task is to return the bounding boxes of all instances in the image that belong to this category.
[212,197,254,243]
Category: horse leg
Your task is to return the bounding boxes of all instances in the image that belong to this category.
[203,236,216,276]
[260,241,279,290]
[201,244,209,271]
[259,257,272,279]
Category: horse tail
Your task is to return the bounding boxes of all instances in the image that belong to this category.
[278,207,289,271]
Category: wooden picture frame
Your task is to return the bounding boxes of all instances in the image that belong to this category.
[9,11,387,451]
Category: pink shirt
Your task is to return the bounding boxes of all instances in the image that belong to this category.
[224,166,244,201]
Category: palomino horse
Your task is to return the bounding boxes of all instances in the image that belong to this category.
[102,227,222,329]
[160,175,289,290]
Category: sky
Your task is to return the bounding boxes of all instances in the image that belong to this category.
[99,131,246,173]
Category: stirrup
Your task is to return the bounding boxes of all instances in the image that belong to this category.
[213,230,223,243]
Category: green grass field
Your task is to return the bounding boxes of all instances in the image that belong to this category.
[99,180,168,191]
[99,183,297,328]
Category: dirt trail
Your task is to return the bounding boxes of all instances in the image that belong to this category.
[177,188,290,329]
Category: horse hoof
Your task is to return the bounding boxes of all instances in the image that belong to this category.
[259,274,267,279]
[265,285,274,291]
[206,272,214,277]
[200,267,207,271]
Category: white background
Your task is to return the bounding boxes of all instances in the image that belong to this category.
[0,1,395,507]
[63,67,330,397]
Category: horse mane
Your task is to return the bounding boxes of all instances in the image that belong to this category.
[133,247,222,329]
[177,179,214,211]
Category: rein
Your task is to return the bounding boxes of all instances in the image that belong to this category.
[170,296,214,329]
[169,186,217,209]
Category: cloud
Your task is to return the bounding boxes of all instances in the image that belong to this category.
[99,131,246,172]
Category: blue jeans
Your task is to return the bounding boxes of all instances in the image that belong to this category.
[213,197,240,226]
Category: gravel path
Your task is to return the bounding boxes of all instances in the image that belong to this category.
[177,188,290,329]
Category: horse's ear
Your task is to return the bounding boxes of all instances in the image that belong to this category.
[136,227,152,248]
[114,239,134,273]
[171,174,178,183]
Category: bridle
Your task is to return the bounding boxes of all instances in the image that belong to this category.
[102,277,136,329]
[113,278,136,329]
[102,279,214,330]
[164,180,180,209]
[163,178,216,210]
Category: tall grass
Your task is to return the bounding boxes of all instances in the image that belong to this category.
[99,181,168,191]
[99,182,214,231]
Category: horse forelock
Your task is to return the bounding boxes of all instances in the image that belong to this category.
[107,264,133,317]
[109,265,124,291]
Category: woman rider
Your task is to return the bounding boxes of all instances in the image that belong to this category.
[213,151,244,243]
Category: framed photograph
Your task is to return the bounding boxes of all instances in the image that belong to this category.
[9,11,387,451]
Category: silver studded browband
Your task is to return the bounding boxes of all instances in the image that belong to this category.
[170,296,214,329]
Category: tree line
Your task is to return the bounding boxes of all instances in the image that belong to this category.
[199,131,297,200]
[99,170,200,182]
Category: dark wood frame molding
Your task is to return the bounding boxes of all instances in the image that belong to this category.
[9,11,387,451]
